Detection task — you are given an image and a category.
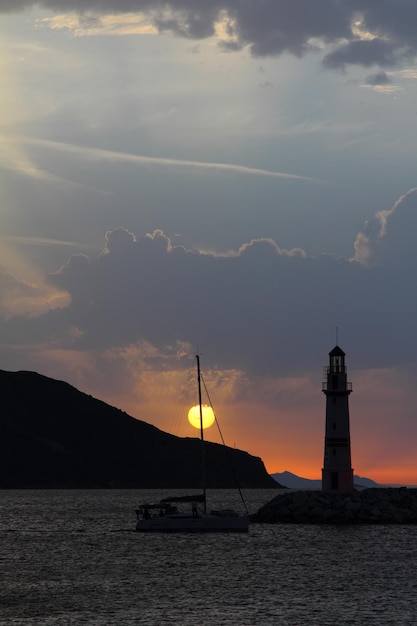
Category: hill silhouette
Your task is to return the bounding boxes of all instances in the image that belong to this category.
[1,370,277,489]
[272,471,381,489]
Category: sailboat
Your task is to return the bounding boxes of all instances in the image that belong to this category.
[135,355,250,532]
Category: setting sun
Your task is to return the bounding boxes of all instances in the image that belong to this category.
[187,405,215,430]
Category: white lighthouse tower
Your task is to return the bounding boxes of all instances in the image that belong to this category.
[322,345,354,492]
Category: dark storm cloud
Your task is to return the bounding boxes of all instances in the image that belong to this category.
[3,185,417,379]
[3,1,417,70]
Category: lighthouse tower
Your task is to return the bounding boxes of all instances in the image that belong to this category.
[322,345,354,492]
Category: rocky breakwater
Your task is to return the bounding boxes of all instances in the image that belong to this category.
[251,487,417,524]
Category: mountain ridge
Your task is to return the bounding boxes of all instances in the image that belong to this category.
[272,470,411,489]
[1,369,278,489]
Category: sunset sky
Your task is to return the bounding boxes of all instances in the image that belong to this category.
[1,1,417,485]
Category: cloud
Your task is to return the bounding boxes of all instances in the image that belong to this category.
[46,227,329,371]
[39,12,157,36]
[4,235,96,250]
[0,268,69,321]
[322,38,404,71]
[353,188,417,267]
[2,181,417,383]
[4,1,417,71]
[0,135,67,184]
[2,192,417,480]
[361,70,400,93]
[364,71,392,87]
[22,136,323,183]
[0,237,73,320]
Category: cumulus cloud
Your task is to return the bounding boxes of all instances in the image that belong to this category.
[353,188,417,267]
[2,197,417,482]
[2,188,417,384]
[4,1,417,71]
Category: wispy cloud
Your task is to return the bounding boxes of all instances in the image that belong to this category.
[0,135,117,196]
[0,134,61,183]
[22,136,326,184]
[0,240,70,320]
[38,12,157,37]
[3,236,98,249]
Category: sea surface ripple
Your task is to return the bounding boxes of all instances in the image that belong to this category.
[1,489,417,625]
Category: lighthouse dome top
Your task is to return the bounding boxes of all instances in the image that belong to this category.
[329,345,345,357]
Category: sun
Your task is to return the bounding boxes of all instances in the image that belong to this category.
[187,405,215,430]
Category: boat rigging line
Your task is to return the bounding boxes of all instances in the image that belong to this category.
[200,373,249,516]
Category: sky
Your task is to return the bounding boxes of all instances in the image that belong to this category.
[1,1,417,484]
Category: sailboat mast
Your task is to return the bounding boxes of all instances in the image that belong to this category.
[196,354,207,513]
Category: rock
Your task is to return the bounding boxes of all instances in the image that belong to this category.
[250,488,417,524]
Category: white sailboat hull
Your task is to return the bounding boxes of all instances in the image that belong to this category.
[136,513,249,533]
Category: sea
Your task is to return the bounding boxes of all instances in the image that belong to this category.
[1,488,417,625]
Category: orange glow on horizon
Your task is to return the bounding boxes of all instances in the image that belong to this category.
[261,456,417,487]
[26,354,417,488]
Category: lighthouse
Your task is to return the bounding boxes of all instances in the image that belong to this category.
[322,345,354,492]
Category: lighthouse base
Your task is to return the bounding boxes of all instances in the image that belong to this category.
[322,468,354,492]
